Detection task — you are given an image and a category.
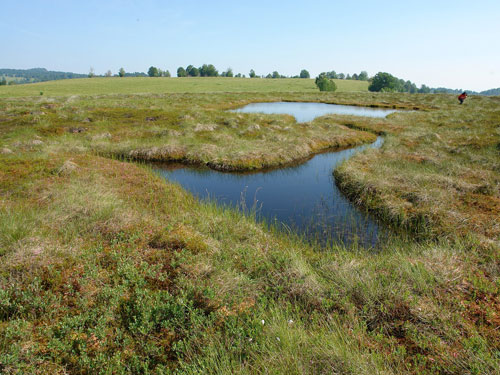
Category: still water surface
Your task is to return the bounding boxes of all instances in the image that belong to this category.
[231,101,397,122]
[155,103,394,248]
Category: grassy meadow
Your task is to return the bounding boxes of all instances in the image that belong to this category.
[0,76,368,98]
[0,78,499,374]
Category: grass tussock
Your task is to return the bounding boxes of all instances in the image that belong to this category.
[0,89,499,374]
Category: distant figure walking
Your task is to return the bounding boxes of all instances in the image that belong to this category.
[458,91,468,104]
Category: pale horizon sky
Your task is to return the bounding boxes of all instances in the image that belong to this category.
[2,0,499,91]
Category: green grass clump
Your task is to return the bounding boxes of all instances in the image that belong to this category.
[0,83,499,373]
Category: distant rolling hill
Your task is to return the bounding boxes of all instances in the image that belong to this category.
[1,68,499,97]
[0,76,369,97]
[0,68,87,84]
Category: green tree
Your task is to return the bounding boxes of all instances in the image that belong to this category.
[418,84,431,94]
[249,69,256,78]
[118,68,125,77]
[199,64,207,76]
[404,80,417,93]
[164,70,171,77]
[358,71,368,81]
[272,71,280,79]
[148,66,159,77]
[88,67,95,78]
[177,67,186,77]
[299,69,310,78]
[368,72,401,92]
[186,65,200,77]
[326,71,338,79]
[337,73,345,79]
[0,77,6,86]
[315,73,337,92]
[224,68,233,77]
[199,64,218,77]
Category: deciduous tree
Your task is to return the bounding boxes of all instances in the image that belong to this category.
[177,67,186,77]
[368,72,400,92]
[186,65,199,77]
[199,64,218,77]
[358,71,368,81]
[148,66,159,77]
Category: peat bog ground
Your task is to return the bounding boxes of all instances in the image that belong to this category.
[0,78,499,374]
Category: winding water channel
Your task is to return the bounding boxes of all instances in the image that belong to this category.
[155,102,396,248]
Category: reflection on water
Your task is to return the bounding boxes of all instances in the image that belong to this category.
[231,101,397,122]
[154,137,387,248]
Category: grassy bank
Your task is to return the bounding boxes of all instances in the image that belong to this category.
[0,88,499,374]
[0,77,369,98]
[334,94,500,245]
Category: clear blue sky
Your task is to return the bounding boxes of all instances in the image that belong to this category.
[2,0,499,91]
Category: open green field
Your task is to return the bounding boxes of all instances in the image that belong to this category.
[0,81,499,374]
[0,77,368,98]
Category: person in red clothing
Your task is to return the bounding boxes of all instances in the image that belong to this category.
[458,91,468,104]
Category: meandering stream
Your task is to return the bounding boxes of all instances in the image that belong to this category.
[154,102,396,248]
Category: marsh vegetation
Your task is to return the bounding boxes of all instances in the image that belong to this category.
[0,78,499,374]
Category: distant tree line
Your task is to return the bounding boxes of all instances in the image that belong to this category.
[147,66,171,77]
[367,72,500,95]
[319,70,369,81]
[476,88,500,96]
[173,66,313,79]
[259,69,311,79]
[367,72,431,93]
[176,64,220,77]
[122,71,148,77]
[0,68,87,84]
[367,72,484,95]
[175,64,248,78]
[261,69,368,80]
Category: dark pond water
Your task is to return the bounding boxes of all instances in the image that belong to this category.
[154,102,395,248]
[155,137,386,248]
[231,101,397,122]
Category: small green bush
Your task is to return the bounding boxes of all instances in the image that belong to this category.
[315,74,337,92]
